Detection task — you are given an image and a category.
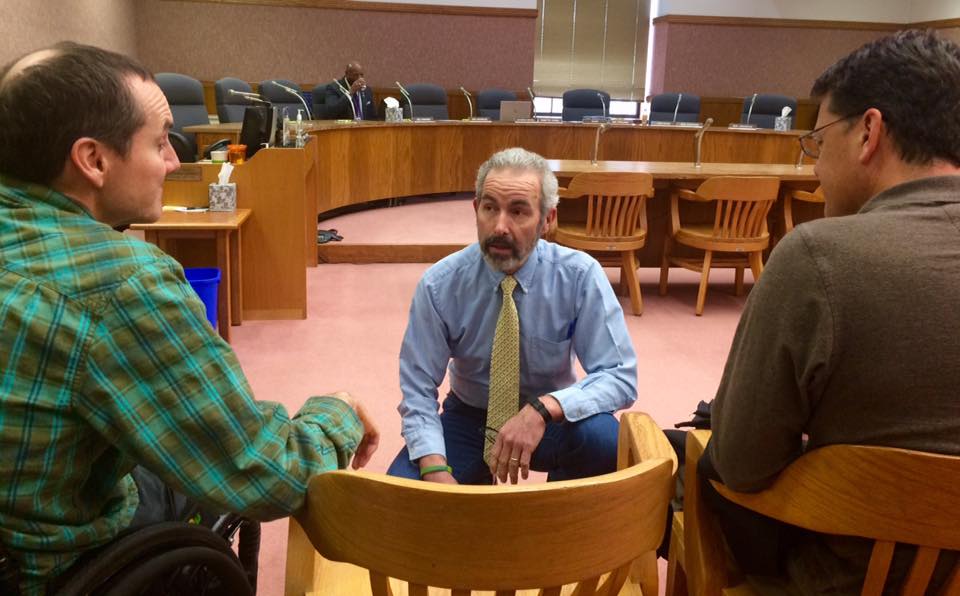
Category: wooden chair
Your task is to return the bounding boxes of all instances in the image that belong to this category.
[783,186,825,233]
[286,412,677,596]
[658,176,780,315]
[554,172,655,316]
[667,431,960,596]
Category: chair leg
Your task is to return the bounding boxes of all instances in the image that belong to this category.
[621,251,642,316]
[659,237,673,296]
[748,251,764,283]
[735,267,744,297]
[695,251,712,316]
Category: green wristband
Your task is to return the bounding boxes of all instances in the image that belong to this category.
[419,464,453,478]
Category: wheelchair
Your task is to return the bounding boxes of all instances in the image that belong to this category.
[2,514,260,595]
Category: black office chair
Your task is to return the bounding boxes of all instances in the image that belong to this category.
[215,77,253,124]
[561,88,610,121]
[155,73,211,162]
[401,83,449,120]
[259,79,307,118]
[649,92,701,123]
[476,88,517,119]
[740,93,797,129]
[311,83,329,120]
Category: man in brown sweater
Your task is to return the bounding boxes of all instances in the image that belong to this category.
[704,29,960,593]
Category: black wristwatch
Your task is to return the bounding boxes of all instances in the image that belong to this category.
[528,397,553,425]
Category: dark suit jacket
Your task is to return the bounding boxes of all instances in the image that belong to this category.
[323,79,377,120]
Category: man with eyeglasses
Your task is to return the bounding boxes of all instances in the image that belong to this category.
[699,30,960,592]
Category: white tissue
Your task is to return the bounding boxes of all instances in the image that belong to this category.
[781,106,793,118]
[384,97,400,109]
[217,163,234,185]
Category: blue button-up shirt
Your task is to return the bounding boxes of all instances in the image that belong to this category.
[398,240,638,461]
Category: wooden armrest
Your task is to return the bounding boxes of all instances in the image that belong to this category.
[675,188,709,202]
[618,412,678,474]
[790,189,825,204]
[683,429,743,596]
[558,186,581,199]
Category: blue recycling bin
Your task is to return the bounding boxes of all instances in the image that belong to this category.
[184,268,221,329]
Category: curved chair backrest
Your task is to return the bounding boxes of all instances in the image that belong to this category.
[712,444,960,595]
[691,176,781,240]
[214,77,253,124]
[259,79,306,117]
[155,73,209,159]
[288,412,677,595]
[559,171,655,243]
[561,88,611,121]
[784,186,825,233]
[740,93,797,129]
[477,88,518,119]
[402,83,448,119]
[650,92,701,124]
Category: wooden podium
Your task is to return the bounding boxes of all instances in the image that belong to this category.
[160,140,318,321]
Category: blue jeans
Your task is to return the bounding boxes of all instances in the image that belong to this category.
[387,393,619,484]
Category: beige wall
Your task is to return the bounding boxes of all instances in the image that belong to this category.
[0,0,138,66]
[133,0,535,90]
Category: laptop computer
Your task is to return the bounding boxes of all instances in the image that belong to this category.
[499,100,533,122]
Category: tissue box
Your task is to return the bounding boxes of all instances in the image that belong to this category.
[385,106,402,122]
[774,116,792,131]
[209,183,236,211]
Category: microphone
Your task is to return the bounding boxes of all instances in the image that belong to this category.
[332,79,357,120]
[591,122,611,165]
[745,93,758,125]
[694,117,714,167]
[596,92,607,120]
[671,93,683,124]
[270,80,312,120]
[396,81,414,119]
[459,86,474,118]
[527,86,536,100]
[228,89,271,105]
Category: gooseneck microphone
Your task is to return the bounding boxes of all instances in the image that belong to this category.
[527,86,536,100]
[396,81,414,119]
[228,89,271,105]
[694,117,714,167]
[591,122,611,165]
[459,86,474,118]
[596,92,607,120]
[745,93,758,125]
[270,80,312,120]
[332,79,357,120]
[672,93,683,124]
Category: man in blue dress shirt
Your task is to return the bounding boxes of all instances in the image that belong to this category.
[387,147,638,485]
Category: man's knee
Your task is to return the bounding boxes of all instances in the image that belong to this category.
[569,412,619,457]
[386,448,420,480]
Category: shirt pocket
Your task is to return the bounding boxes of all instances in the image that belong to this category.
[523,335,573,380]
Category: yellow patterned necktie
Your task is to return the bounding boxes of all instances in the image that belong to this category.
[484,275,520,466]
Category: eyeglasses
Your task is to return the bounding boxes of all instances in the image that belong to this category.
[798,113,862,159]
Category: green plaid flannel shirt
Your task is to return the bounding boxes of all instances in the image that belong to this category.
[0,177,362,593]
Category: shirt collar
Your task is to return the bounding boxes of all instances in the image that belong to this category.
[481,240,542,295]
[0,174,94,218]
[859,174,960,214]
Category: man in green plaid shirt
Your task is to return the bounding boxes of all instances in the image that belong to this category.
[0,43,379,593]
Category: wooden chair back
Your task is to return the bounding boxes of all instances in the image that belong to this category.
[293,412,675,596]
[712,444,960,596]
[691,176,780,241]
[784,186,825,233]
[559,172,655,242]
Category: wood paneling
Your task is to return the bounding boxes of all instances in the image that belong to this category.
[651,14,902,31]
[171,0,538,18]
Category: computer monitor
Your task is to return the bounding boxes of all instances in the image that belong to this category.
[499,101,533,122]
[238,105,278,159]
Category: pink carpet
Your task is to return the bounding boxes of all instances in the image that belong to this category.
[233,196,753,595]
